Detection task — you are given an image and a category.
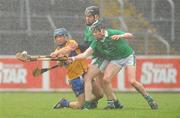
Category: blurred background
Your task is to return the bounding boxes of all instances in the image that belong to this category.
[0,0,180,92]
[0,0,180,118]
[0,0,179,55]
[1,1,180,118]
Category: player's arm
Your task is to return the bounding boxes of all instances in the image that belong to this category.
[111,33,134,40]
[69,47,94,61]
[50,46,74,57]
[50,40,78,57]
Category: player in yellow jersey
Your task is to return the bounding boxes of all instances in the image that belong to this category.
[51,28,103,109]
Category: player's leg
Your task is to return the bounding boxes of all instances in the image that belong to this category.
[91,59,110,101]
[92,73,104,101]
[89,73,104,108]
[69,76,85,109]
[82,64,102,109]
[53,76,85,109]
[53,94,84,109]
[126,65,147,95]
[102,63,123,109]
[68,93,85,109]
[121,52,158,109]
[126,65,158,109]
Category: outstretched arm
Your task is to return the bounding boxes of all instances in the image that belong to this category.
[50,40,78,57]
[70,47,94,61]
[50,47,73,57]
[111,33,134,40]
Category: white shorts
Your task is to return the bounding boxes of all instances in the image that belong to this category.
[110,52,136,68]
[91,57,109,72]
[91,52,136,72]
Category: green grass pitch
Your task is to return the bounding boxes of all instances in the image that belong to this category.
[0,92,180,118]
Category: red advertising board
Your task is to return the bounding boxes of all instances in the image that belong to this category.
[0,57,42,89]
[0,56,180,91]
[124,56,180,90]
[49,61,70,89]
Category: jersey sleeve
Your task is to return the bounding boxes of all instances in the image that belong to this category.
[90,40,97,50]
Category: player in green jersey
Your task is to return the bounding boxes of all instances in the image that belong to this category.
[82,6,105,109]
[82,6,123,109]
[82,6,126,109]
[83,6,99,45]
[69,20,158,110]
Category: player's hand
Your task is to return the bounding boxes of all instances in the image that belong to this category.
[111,35,123,40]
[50,52,65,58]
[50,52,58,58]
[66,57,73,64]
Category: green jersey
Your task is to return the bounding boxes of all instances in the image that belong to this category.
[84,26,100,59]
[84,26,96,46]
[90,29,133,60]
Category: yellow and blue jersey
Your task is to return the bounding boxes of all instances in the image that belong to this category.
[56,39,88,80]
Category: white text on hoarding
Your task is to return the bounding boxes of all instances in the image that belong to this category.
[0,63,27,84]
[140,62,177,84]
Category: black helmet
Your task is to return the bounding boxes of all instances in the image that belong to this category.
[91,19,105,31]
[85,6,99,16]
